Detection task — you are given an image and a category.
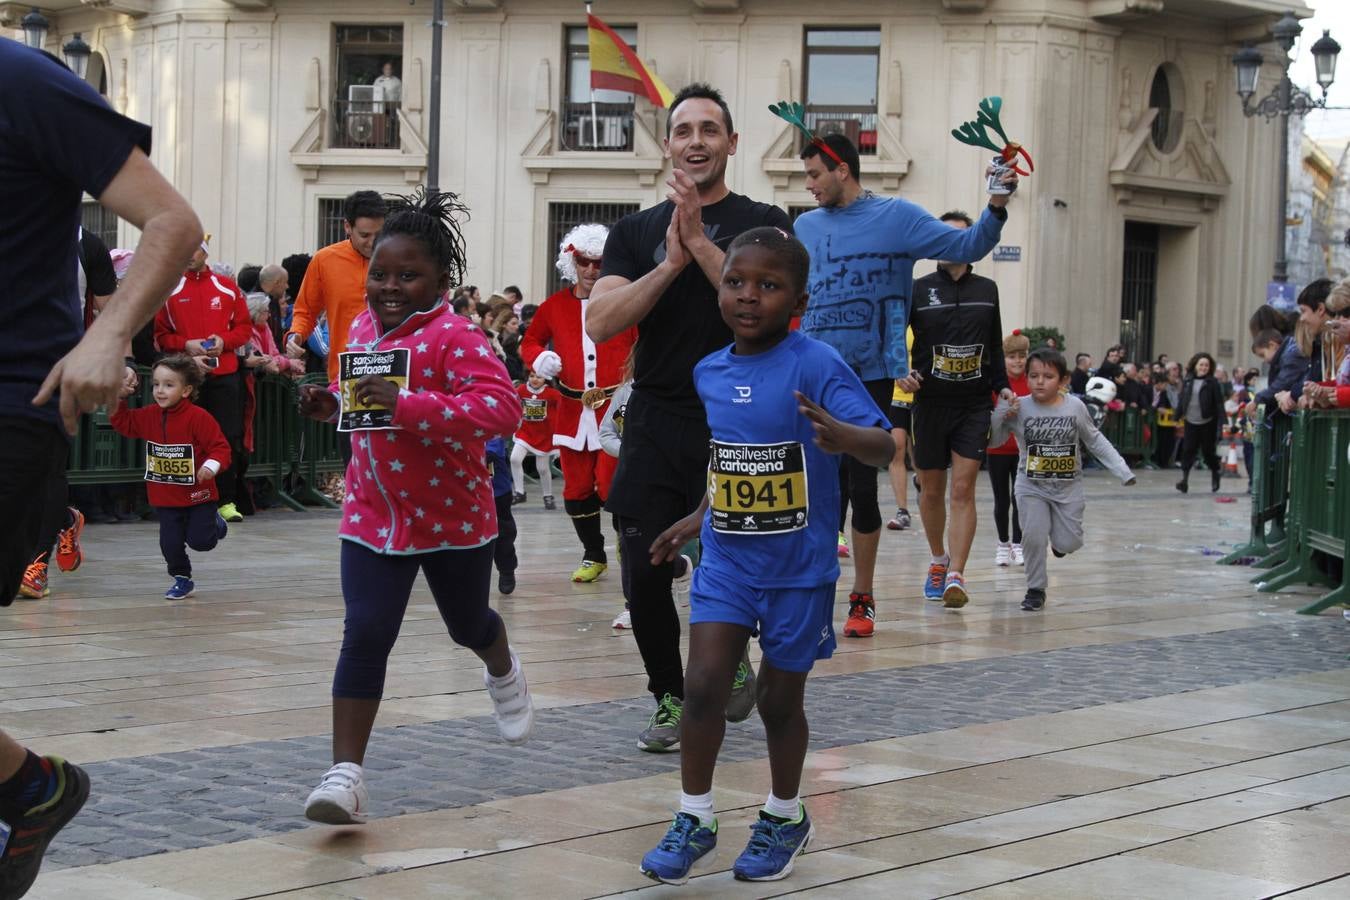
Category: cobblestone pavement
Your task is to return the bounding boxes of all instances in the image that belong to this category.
[47,615,1348,870]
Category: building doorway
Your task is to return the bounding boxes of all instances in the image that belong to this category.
[1120,221,1159,362]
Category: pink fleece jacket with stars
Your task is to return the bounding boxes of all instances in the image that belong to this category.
[333,302,522,554]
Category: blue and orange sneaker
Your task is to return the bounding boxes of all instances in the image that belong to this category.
[942,571,969,609]
[923,559,947,601]
[733,806,814,881]
[640,812,718,884]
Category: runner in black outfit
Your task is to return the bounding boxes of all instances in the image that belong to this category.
[586,83,790,752]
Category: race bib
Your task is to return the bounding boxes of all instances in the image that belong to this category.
[1025,442,1077,479]
[522,397,548,422]
[612,402,627,437]
[338,348,411,432]
[931,344,983,382]
[707,441,808,535]
[145,442,195,484]
[1155,407,1179,428]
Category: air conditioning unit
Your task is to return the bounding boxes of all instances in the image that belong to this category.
[814,118,861,145]
[347,84,376,144]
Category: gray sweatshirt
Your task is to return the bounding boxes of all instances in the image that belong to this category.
[598,381,632,458]
[990,394,1134,498]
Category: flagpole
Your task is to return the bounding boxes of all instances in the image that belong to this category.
[428,0,444,195]
[586,2,598,149]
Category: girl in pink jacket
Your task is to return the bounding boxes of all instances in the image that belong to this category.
[297,189,529,826]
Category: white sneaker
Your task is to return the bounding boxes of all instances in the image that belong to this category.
[995,542,1012,567]
[304,762,369,825]
[674,553,693,605]
[612,608,632,629]
[1011,544,1025,566]
[485,651,533,744]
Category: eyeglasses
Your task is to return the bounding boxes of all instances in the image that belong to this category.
[572,253,602,269]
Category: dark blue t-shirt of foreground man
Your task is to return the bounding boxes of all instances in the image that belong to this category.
[0,38,151,423]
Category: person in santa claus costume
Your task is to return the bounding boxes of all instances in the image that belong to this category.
[520,224,637,582]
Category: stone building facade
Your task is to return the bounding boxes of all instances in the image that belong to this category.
[4,0,1307,367]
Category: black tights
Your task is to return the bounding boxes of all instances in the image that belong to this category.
[987,453,1021,544]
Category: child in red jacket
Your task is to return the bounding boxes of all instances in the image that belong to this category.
[110,354,231,600]
[510,370,562,508]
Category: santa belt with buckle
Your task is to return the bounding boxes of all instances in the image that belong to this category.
[558,382,619,409]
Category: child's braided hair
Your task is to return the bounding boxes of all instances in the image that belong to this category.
[376,187,471,287]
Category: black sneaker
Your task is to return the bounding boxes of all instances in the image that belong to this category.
[1051,547,1066,558]
[511,492,526,506]
[1022,589,1046,611]
[498,570,516,595]
[0,756,90,899]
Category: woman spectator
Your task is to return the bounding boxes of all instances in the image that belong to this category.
[496,310,525,382]
[1175,352,1223,493]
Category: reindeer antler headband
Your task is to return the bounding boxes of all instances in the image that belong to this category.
[768,101,846,167]
[951,97,1034,176]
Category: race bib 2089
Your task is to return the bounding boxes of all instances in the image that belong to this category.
[707,440,808,535]
[1025,442,1077,479]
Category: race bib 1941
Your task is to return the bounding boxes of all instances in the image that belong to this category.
[522,397,548,422]
[1025,442,1077,479]
[931,343,983,382]
[145,441,196,484]
[339,348,411,432]
[707,440,808,535]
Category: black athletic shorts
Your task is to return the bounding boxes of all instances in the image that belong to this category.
[912,402,991,470]
[888,402,911,432]
[605,389,710,525]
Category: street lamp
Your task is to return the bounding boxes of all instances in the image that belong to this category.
[62,32,91,80]
[1232,12,1341,283]
[20,7,48,50]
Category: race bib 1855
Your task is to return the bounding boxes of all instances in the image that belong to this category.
[931,343,983,382]
[145,442,196,484]
[1025,442,1077,479]
[707,440,808,535]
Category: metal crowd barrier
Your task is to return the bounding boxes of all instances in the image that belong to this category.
[1217,409,1292,566]
[1100,407,1156,467]
[1247,409,1349,615]
[66,369,345,510]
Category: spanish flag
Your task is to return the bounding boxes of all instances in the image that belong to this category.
[587,14,674,108]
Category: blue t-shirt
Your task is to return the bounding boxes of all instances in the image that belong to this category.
[795,195,1003,382]
[0,41,152,424]
[694,331,889,588]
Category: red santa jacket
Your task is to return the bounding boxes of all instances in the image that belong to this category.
[514,382,562,453]
[154,269,253,376]
[519,286,636,451]
[110,398,231,507]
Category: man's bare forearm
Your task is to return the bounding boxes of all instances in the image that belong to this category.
[586,264,681,343]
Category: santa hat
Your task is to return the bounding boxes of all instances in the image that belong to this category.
[555,223,608,285]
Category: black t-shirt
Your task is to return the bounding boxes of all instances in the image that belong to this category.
[601,193,791,418]
[77,229,118,320]
[0,41,151,424]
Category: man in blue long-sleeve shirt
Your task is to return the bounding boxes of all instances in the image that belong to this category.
[796,134,1015,632]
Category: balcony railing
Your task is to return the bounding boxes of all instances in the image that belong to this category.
[560,100,635,152]
[801,108,879,156]
[331,98,401,150]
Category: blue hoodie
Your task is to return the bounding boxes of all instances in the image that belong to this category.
[796,196,1004,382]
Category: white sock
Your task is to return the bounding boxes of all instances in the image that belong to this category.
[679,791,716,827]
[931,554,950,566]
[764,793,800,820]
[487,652,519,687]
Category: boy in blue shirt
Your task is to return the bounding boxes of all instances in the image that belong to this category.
[639,228,894,884]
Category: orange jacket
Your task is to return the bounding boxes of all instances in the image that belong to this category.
[287,240,370,382]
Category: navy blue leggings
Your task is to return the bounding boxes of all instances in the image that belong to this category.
[157,504,221,577]
[334,540,501,699]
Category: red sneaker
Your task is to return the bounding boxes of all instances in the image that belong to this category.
[843,592,875,637]
[18,555,49,600]
[55,507,85,573]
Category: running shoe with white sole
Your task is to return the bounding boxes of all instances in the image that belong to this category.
[640,812,718,885]
[923,560,948,601]
[886,507,911,531]
[484,652,533,744]
[942,572,969,609]
[55,508,85,572]
[571,559,607,583]
[638,694,682,752]
[1011,543,1024,566]
[304,762,368,825]
[611,608,631,629]
[994,542,1011,567]
[732,807,814,881]
[0,756,90,899]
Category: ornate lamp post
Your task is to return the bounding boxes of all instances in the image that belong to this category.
[1233,12,1341,283]
[20,7,48,50]
[62,32,91,80]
